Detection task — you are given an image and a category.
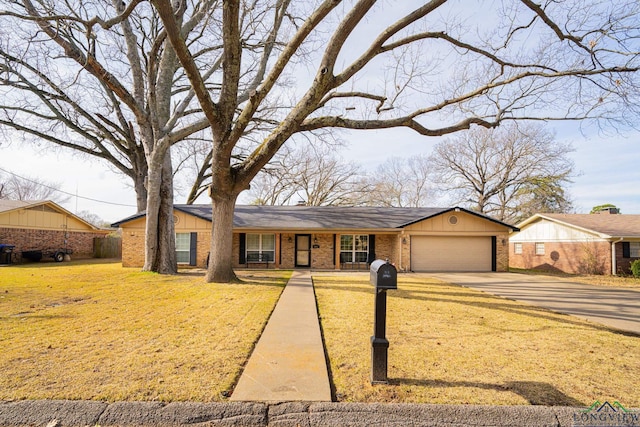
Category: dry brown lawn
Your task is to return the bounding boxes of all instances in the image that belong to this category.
[313,273,640,406]
[510,268,640,289]
[0,260,288,402]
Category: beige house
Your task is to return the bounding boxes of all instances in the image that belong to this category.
[509,212,640,275]
[113,205,517,272]
[0,200,109,262]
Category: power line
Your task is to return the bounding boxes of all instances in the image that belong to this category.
[0,165,137,208]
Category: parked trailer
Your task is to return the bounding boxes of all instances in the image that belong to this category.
[21,248,73,263]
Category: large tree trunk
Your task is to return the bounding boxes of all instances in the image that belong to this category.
[156,153,177,273]
[205,192,239,283]
[143,150,177,274]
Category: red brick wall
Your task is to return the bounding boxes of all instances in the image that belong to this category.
[509,241,611,275]
[0,227,108,261]
[615,242,639,275]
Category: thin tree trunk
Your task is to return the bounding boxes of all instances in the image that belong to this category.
[133,174,148,213]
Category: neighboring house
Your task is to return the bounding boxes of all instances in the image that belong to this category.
[509,212,640,275]
[112,205,518,272]
[0,200,109,262]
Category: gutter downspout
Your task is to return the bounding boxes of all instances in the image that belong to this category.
[612,238,624,275]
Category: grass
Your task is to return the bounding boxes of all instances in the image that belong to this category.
[510,268,640,289]
[0,259,288,402]
[313,273,640,406]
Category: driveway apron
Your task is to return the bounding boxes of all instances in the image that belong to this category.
[426,272,640,335]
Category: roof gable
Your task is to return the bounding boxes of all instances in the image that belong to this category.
[517,213,640,239]
[0,200,103,231]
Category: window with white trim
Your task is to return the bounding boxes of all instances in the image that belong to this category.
[535,242,545,255]
[246,234,275,262]
[340,234,369,263]
[175,233,191,264]
[514,242,523,255]
[631,242,640,258]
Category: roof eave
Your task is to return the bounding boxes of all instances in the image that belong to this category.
[400,206,520,232]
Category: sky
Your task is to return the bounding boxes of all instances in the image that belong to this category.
[1,120,638,225]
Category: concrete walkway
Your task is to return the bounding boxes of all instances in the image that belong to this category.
[427,272,640,335]
[230,270,332,402]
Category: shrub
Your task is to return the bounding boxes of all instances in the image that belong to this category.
[631,259,640,278]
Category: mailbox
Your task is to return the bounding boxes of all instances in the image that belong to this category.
[370,259,397,290]
[369,259,396,384]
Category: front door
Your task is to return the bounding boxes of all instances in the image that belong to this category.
[295,234,311,268]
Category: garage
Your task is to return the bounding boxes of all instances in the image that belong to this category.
[410,236,493,272]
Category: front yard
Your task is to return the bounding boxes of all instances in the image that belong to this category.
[0,260,287,402]
[2,261,639,407]
[313,273,640,406]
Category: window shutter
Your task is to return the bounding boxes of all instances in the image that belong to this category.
[333,234,337,266]
[189,232,197,266]
[367,234,376,264]
[239,233,246,264]
[491,236,497,272]
[623,242,631,258]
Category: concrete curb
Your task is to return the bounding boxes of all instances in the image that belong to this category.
[0,400,583,426]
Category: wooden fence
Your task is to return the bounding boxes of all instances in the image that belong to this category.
[93,236,122,259]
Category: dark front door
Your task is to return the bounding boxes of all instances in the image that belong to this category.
[295,234,311,267]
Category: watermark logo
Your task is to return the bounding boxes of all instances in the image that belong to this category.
[572,401,639,427]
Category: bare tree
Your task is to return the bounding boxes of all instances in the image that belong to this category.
[150,0,640,282]
[428,123,574,222]
[0,1,185,272]
[0,0,308,275]
[363,155,435,207]
[0,169,70,203]
[247,145,369,206]
[75,210,108,228]
[3,1,639,281]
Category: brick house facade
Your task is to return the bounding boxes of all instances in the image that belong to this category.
[509,213,640,275]
[114,205,517,272]
[0,200,109,262]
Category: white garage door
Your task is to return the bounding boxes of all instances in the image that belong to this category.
[411,236,493,272]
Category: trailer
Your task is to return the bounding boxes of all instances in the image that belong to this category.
[0,244,15,265]
[21,248,73,263]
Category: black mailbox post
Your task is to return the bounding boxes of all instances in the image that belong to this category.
[369,259,397,384]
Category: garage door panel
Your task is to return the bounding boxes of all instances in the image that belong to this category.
[411,236,492,272]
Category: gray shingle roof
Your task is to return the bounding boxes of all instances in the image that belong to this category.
[113,204,517,230]
[230,205,448,229]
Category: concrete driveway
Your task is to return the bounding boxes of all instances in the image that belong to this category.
[425,272,640,336]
